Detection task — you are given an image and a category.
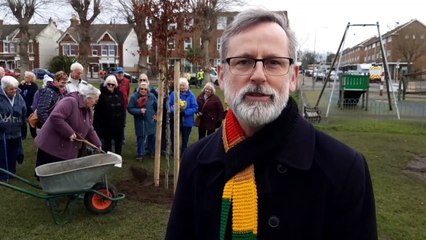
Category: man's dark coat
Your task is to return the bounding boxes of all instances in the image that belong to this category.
[166,99,377,239]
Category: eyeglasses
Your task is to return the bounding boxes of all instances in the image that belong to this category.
[139,79,148,82]
[224,57,294,76]
[140,88,148,91]
[107,83,116,87]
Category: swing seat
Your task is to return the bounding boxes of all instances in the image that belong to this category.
[303,106,321,123]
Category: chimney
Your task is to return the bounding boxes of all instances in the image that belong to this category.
[70,15,79,27]
[0,19,3,26]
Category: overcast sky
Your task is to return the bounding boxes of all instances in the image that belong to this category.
[2,0,424,56]
[245,0,426,54]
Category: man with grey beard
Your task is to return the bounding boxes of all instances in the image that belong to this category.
[166,8,377,240]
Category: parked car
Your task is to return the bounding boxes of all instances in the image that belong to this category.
[33,68,54,80]
[210,67,218,85]
[389,82,404,92]
[313,71,325,81]
[328,70,340,81]
[4,68,20,78]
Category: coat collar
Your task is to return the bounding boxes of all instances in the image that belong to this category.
[197,99,315,175]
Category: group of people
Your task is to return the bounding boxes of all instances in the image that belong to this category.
[0,60,225,181]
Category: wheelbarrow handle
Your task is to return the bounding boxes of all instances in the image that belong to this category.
[74,134,105,154]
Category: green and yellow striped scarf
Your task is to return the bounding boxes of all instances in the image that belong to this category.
[220,109,258,239]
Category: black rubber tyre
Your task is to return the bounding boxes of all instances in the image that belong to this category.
[84,182,118,215]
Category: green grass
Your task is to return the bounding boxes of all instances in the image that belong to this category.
[1,85,425,239]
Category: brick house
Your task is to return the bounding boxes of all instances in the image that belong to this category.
[57,16,139,78]
[0,18,61,71]
[340,19,426,79]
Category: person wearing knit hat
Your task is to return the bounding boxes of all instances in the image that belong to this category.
[42,74,54,88]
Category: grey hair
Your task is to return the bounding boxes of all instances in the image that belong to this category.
[24,71,36,79]
[220,9,297,62]
[70,62,84,72]
[179,77,189,88]
[139,81,150,90]
[202,82,216,94]
[1,76,19,89]
[80,84,101,100]
[103,75,118,87]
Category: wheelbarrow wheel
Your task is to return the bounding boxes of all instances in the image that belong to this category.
[84,182,118,215]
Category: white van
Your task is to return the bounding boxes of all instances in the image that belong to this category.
[210,67,218,85]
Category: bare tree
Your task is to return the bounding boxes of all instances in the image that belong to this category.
[2,0,48,78]
[68,0,102,72]
[189,0,246,81]
[118,0,150,75]
[394,27,426,99]
[133,0,191,189]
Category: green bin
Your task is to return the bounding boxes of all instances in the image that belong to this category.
[341,74,369,91]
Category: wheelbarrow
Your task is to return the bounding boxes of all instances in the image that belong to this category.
[0,152,125,225]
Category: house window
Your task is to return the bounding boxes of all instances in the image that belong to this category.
[168,23,177,31]
[92,49,98,56]
[217,16,227,30]
[168,38,176,50]
[109,45,115,56]
[388,36,392,42]
[101,45,116,56]
[102,45,108,56]
[28,43,33,53]
[63,44,78,56]
[10,42,16,53]
[3,42,15,53]
[216,37,221,50]
[184,18,193,30]
[3,42,8,53]
[184,37,192,49]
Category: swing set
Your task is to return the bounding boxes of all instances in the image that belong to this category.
[312,22,400,120]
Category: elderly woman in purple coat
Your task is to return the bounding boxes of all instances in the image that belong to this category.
[34,84,102,167]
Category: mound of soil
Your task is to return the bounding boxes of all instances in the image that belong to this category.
[404,156,426,180]
[116,166,174,205]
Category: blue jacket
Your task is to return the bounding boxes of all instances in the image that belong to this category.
[18,82,38,117]
[36,84,65,126]
[169,90,198,127]
[128,91,157,137]
[0,88,26,139]
[166,98,377,239]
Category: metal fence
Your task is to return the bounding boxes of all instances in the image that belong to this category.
[299,79,426,127]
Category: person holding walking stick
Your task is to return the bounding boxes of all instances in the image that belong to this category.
[0,76,26,181]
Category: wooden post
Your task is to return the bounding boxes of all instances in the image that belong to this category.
[154,67,165,187]
[173,62,181,194]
